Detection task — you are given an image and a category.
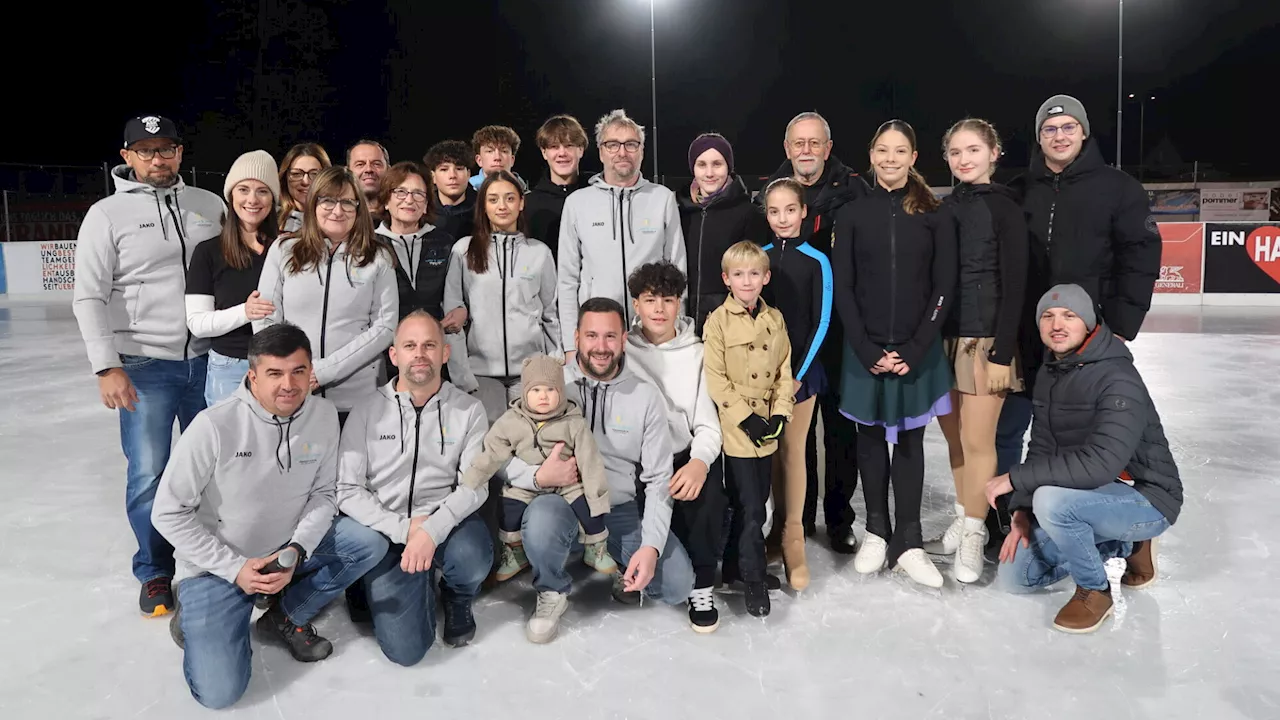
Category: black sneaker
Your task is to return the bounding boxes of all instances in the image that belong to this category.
[140,578,174,617]
[440,590,476,648]
[722,566,782,591]
[828,528,859,555]
[745,581,771,617]
[256,606,333,662]
[611,574,642,605]
[687,587,719,633]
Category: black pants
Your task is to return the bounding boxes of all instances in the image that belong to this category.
[857,424,925,565]
[501,495,604,537]
[804,387,859,535]
[338,411,350,431]
[722,455,772,583]
[668,450,726,589]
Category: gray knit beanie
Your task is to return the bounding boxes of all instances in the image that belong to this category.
[1035,95,1091,137]
[1037,284,1097,331]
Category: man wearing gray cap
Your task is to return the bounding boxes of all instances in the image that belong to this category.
[986,284,1182,634]
[73,115,224,617]
[990,95,1162,557]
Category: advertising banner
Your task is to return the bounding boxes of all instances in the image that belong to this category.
[1154,223,1203,294]
[39,241,77,291]
[1204,222,1280,294]
[1148,189,1199,215]
[1200,189,1271,222]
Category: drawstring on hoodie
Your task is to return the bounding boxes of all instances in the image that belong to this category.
[273,415,295,473]
[577,380,609,436]
[398,236,421,289]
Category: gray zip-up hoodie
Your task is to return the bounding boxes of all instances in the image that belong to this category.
[337,380,489,545]
[151,382,339,585]
[73,165,223,373]
[626,316,723,468]
[557,173,686,349]
[443,232,561,378]
[506,358,674,554]
[254,237,398,412]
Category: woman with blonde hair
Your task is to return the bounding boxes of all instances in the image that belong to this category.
[255,166,397,424]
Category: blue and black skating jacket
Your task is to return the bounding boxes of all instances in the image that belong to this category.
[761,236,833,381]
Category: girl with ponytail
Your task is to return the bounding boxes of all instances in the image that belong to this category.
[830,119,957,588]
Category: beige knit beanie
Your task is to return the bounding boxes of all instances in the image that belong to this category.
[223,150,281,204]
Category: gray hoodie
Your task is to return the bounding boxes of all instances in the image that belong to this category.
[73,165,224,373]
[505,358,674,554]
[625,316,723,468]
[151,382,340,585]
[254,237,398,412]
[337,380,489,545]
[556,174,686,349]
[443,232,561,378]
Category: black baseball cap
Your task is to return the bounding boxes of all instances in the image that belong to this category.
[123,115,183,149]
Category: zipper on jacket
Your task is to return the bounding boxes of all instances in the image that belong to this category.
[619,190,630,327]
[163,193,193,360]
[696,208,707,322]
[1047,174,1060,256]
[500,237,510,376]
[317,247,338,397]
[406,404,425,518]
[888,196,898,344]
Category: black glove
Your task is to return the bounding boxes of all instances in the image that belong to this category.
[739,414,771,444]
[757,415,787,446]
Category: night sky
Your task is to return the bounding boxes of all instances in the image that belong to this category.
[21,0,1280,184]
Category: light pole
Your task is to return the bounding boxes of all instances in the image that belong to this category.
[648,0,659,182]
[1116,0,1124,170]
[1128,93,1155,179]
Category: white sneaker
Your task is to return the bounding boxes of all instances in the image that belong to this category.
[954,517,988,584]
[854,533,888,574]
[924,503,965,555]
[896,548,944,588]
[525,591,569,644]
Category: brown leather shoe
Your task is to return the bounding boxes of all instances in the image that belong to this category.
[1052,586,1114,634]
[1121,538,1158,589]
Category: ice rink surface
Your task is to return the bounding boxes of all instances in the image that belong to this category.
[1,298,1277,720]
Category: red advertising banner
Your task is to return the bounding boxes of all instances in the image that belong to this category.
[1155,223,1203,294]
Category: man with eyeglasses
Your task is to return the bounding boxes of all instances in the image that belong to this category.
[73,115,225,618]
[557,108,685,363]
[761,111,869,553]
[990,95,1161,559]
[348,139,390,215]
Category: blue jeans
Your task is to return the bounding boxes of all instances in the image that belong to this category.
[995,394,1034,475]
[204,349,248,407]
[120,353,207,583]
[360,513,492,666]
[176,517,386,709]
[997,483,1171,593]
[522,494,694,603]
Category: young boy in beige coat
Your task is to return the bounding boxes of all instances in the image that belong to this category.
[702,241,794,618]
[460,354,617,580]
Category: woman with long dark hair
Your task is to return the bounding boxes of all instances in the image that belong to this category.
[278,143,332,233]
[833,120,957,588]
[927,118,1028,583]
[255,166,398,424]
[186,151,281,405]
[444,170,560,422]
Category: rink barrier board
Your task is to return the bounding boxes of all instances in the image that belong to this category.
[3,224,1280,306]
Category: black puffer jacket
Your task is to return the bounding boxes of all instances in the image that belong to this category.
[941,182,1028,366]
[1009,139,1161,388]
[525,173,589,260]
[832,183,957,372]
[679,175,767,333]
[1008,324,1182,524]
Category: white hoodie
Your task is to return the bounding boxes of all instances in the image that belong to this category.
[626,316,723,469]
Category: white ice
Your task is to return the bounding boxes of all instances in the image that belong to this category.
[1,298,1278,720]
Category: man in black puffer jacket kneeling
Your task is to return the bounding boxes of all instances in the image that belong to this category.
[986,284,1182,635]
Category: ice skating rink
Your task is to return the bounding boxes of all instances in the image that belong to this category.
[1,298,1277,720]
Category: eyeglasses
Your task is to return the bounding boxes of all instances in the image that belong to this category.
[391,188,428,202]
[601,140,642,154]
[130,146,178,160]
[1040,123,1081,139]
[288,169,321,182]
[789,139,827,152]
[317,197,359,213]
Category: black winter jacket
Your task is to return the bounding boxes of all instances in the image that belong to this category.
[525,173,588,261]
[941,182,1028,366]
[1008,324,1182,524]
[377,223,456,319]
[435,186,477,244]
[761,155,869,253]
[1009,139,1160,386]
[679,175,768,333]
[762,235,833,383]
[833,184,957,372]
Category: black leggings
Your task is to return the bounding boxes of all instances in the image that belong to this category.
[857,424,926,565]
